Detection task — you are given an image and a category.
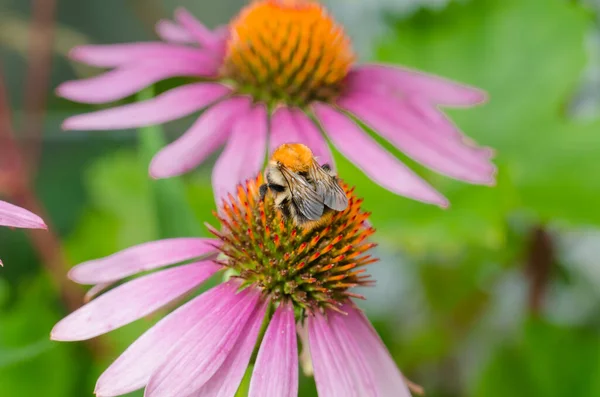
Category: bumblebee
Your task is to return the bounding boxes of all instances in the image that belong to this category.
[259,143,348,228]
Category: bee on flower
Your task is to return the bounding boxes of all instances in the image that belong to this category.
[51,175,415,397]
[57,0,495,208]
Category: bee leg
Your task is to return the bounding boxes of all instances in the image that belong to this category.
[259,184,268,201]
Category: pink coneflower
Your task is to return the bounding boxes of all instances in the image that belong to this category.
[0,200,47,266]
[58,0,495,207]
[51,176,414,396]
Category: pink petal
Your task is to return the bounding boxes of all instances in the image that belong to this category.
[341,303,412,396]
[51,261,220,341]
[212,104,267,204]
[95,282,239,396]
[249,302,298,397]
[83,282,114,302]
[57,60,218,104]
[193,300,267,397]
[69,238,220,285]
[145,286,261,396]
[155,19,194,44]
[62,82,230,131]
[349,65,487,107]
[174,8,225,52]
[149,96,252,179]
[308,311,376,396]
[68,43,209,68]
[338,92,496,184]
[268,106,302,154]
[0,200,46,229]
[313,104,448,207]
[291,109,335,169]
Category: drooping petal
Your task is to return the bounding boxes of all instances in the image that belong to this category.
[144,286,261,397]
[150,96,252,179]
[194,300,267,397]
[348,65,487,107]
[308,311,377,397]
[57,59,219,104]
[69,238,220,285]
[341,303,412,396]
[212,104,267,203]
[62,82,230,131]
[249,302,298,397]
[95,282,239,397]
[338,92,496,185]
[51,261,220,341]
[174,8,225,52]
[0,200,46,229]
[268,106,302,154]
[313,104,448,207]
[291,109,335,169]
[68,43,209,68]
[155,19,194,44]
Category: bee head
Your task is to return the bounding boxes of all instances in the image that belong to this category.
[271,143,313,173]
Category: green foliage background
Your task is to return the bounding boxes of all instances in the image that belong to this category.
[1,0,600,396]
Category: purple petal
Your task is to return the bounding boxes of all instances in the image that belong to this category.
[69,43,209,68]
[341,303,412,396]
[69,238,220,285]
[95,282,239,396]
[149,96,252,179]
[268,106,302,154]
[249,302,298,397]
[62,82,230,131]
[338,92,495,184]
[308,311,376,397]
[57,60,218,104]
[349,65,487,107]
[291,109,335,169]
[174,8,225,52]
[212,104,267,204]
[313,104,448,207]
[193,300,267,397]
[155,19,194,44]
[145,286,261,396]
[51,261,220,341]
[0,200,46,229]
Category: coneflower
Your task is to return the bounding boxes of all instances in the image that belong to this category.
[51,176,413,396]
[0,200,46,266]
[58,0,495,207]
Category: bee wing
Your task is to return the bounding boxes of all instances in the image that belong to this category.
[309,162,349,211]
[280,166,325,221]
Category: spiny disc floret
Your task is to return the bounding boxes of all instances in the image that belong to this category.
[208,176,377,313]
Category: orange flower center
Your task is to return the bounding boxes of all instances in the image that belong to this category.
[222,0,355,106]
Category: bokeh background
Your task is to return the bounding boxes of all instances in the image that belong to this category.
[1,0,600,396]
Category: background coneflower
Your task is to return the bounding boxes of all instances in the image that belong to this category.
[57,0,495,207]
[0,200,46,266]
[51,176,413,396]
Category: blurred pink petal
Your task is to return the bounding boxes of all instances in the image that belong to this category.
[83,282,113,302]
[269,106,302,154]
[68,43,208,68]
[338,91,496,184]
[194,300,267,397]
[292,109,335,169]
[249,302,298,397]
[212,104,267,203]
[62,83,230,131]
[150,96,252,179]
[349,65,487,107]
[174,8,225,51]
[95,282,238,396]
[155,19,194,44]
[0,200,46,229]
[69,237,219,284]
[57,60,218,104]
[51,261,220,341]
[145,286,261,396]
[313,104,448,207]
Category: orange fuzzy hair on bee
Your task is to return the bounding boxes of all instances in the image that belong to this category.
[271,143,314,172]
